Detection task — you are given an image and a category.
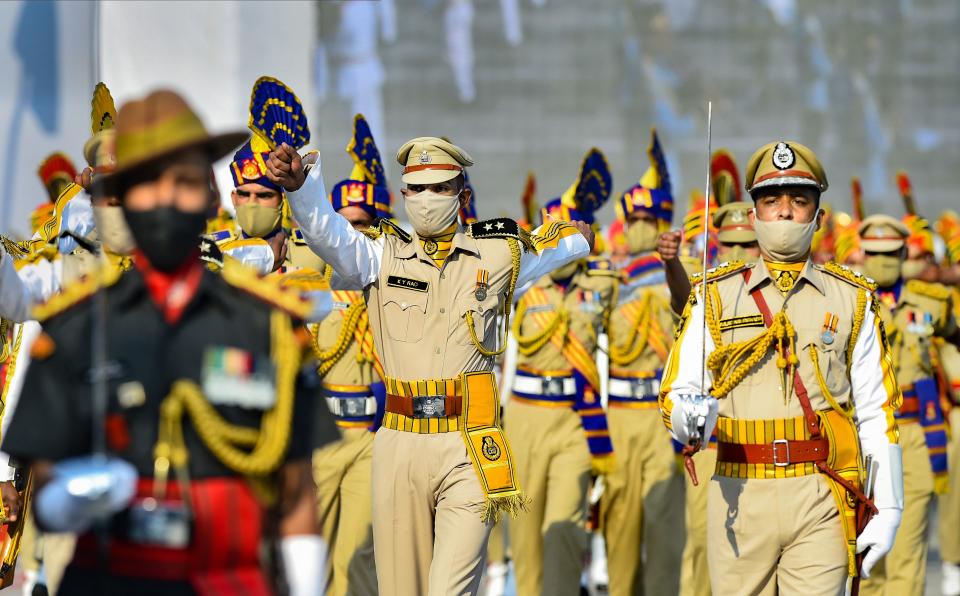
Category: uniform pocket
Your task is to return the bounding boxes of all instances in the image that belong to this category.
[457,293,501,347]
[383,291,427,343]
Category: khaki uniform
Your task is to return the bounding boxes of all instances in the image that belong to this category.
[861,279,957,596]
[662,259,901,595]
[602,266,682,596]
[506,266,617,595]
[939,337,960,566]
[311,289,379,596]
[287,136,589,595]
[678,448,715,596]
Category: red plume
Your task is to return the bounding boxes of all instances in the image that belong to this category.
[850,177,864,221]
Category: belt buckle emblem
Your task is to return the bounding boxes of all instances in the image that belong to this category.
[340,398,366,417]
[414,395,446,418]
[772,439,791,467]
[542,377,563,396]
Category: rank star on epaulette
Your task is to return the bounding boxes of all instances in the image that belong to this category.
[469,218,519,239]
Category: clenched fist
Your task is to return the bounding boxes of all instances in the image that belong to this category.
[571,221,595,252]
[266,143,307,192]
[656,230,683,262]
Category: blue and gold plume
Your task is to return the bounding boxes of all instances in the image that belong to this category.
[248,76,310,150]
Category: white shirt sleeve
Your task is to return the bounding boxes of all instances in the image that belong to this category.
[56,193,95,254]
[286,161,384,289]
[0,253,34,322]
[221,243,275,275]
[1,255,62,321]
[304,290,333,323]
[515,226,590,289]
[850,296,899,451]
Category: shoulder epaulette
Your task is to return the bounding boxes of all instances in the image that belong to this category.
[278,270,332,292]
[373,218,411,243]
[31,265,123,322]
[585,256,620,277]
[905,279,951,301]
[820,261,878,291]
[689,260,749,285]
[199,235,224,268]
[220,262,311,319]
[468,218,522,241]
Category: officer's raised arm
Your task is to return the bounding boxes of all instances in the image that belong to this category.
[268,143,384,289]
[514,218,592,289]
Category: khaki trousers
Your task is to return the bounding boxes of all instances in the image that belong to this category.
[314,428,377,596]
[707,474,847,595]
[600,407,683,596]
[487,521,507,565]
[860,422,934,596]
[679,448,716,596]
[940,408,960,564]
[505,400,591,596]
[371,428,491,596]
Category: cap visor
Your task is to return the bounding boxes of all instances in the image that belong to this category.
[860,239,904,252]
[717,230,757,243]
[749,176,821,193]
[401,168,460,185]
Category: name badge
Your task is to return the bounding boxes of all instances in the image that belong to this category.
[526,304,555,314]
[332,301,351,311]
[387,275,429,292]
[202,346,276,410]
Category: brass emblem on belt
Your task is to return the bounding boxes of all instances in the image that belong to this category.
[423,239,439,255]
[482,436,501,461]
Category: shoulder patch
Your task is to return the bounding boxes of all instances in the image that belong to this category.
[585,256,620,277]
[31,266,123,322]
[468,218,521,240]
[905,279,951,301]
[374,218,411,243]
[820,261,878,291]
[220,262,311,319]
[689,260,749,285]
[208,229,236,244]
[199,235,224,268]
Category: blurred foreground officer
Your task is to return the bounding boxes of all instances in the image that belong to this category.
[660,141,904,595]
[1,90,335,596]
[268,136,593,595]
[857,214,960,596]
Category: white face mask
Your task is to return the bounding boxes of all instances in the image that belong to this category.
[753,214,819,262]
[403,190,461,237]
[92,205,136,256]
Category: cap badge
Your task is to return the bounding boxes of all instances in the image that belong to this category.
[772,142,795,170]
[418,150,431,165]
[241,159,261,180]
[731,209,746,223]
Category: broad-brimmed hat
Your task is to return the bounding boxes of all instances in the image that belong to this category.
[99,90,247,195]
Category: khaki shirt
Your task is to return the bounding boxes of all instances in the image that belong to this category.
[875,279,957,387]
[608,281,674,374]
[286,163,591,383]
[514,268,617,373]
[662,259,900,446]
[315,290,376,387]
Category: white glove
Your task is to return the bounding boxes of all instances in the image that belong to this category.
[856,443,904,579]
[282,534,327,596]
[669,393,718,450]
[34,455,138,533]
